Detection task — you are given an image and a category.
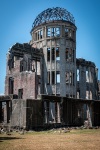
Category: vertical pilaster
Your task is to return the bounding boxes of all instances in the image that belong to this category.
[0,102,2,123]
[6,101,10,123]
[87,104,92,127]
[60,39,66,96]
[57,102,61,123]
[79,65,86,99]
[3,101,10,124]
[44,101,49,124]
[44,102,47,124]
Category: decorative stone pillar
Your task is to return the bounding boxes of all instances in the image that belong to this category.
[49,102,55,123]
[44,101,49,124]
[87,104,92,127]
[3,101,10,124]
[57,102,61,123]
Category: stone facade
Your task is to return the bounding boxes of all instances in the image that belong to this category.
[10,99,43,129]
[30,20,77,97]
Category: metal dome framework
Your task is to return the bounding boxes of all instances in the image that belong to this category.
[32,7,75,29]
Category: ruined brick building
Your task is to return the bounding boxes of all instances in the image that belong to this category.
[0,7,100,129]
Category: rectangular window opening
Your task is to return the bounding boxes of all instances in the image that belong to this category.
[66,72,72,84]
[86,91,92,99]
[56,47,60,60]
[9,77,14,94]
[47,27,60,37]
[56,72,60,83]
[77,90,80,99]
[69,72,72,84]
[55,27,60,36]
[40,30,43,39]
[65,28,69,37]
[90,91,92,99]
[52,71,55,84]
[69,49,72,62]
[47,28,51,37]
[20,60,24,72]
[77,69,79,81]
[86,70,89,82]
[18,89,23,99]
[38,31,39,40]
[69,30,72,37]
[52,47,55,61]
[47,48,50,61]
[66,48,69,61]
[86,91,89,99]
[8,57,14,70]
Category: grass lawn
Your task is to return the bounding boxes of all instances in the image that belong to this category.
[0,129,100,150]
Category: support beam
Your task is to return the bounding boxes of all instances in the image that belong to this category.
[57,102,61,123]
[87,104,92,127]
[44,102,47,124]
[6,101,10,123]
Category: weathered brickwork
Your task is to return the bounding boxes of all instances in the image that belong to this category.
[5,43,42,99]
[14,72,36,99]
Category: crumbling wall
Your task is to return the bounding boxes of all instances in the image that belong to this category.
[11,99,27,128]
[26,99,43,129]
[5,44,42,99]
[5,71,36,99]
[14,72,36,99]
[76,59,98,100]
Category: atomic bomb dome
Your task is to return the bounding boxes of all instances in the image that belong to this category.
[32,7,75,29]
[2,6,100,130]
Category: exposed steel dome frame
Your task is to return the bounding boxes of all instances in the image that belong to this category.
[32,7,75,29]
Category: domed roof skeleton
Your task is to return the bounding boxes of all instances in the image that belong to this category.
[32,7,75,29]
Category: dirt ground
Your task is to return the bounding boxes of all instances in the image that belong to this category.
[0,129,100,150]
